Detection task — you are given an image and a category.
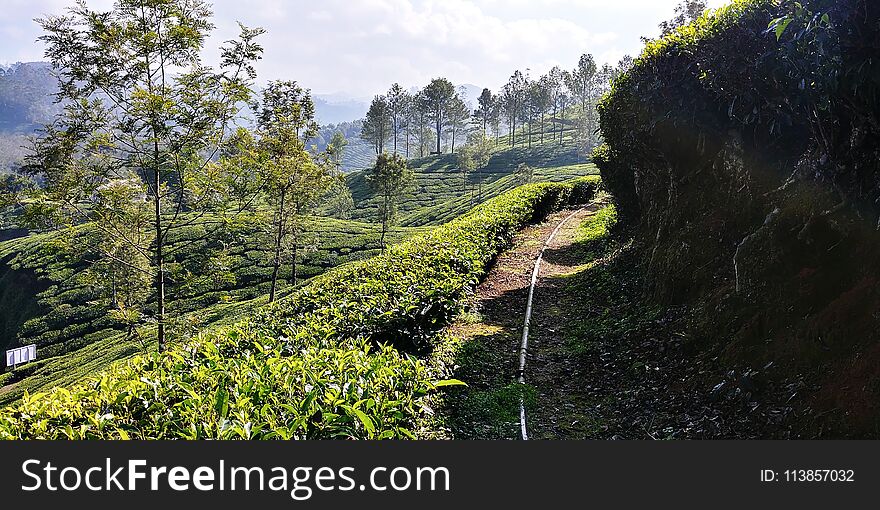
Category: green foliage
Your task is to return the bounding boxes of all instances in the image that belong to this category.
[0,177,599,439]
[361,95,392,155]
[596,0,877,222]
[421,78,457,155]
[0,214,422,402]
[514,163,535,186]
[367,153,415,247]
[19,0,266,351]
[344,135,596,227]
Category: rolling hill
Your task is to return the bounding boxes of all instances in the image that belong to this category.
[0,133,593,404]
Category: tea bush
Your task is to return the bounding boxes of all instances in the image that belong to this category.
[0,177,599,439]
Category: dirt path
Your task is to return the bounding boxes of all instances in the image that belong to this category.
[442,206,600,439]
[442,198,797,439]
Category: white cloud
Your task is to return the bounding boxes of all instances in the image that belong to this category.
[2,0,734,97]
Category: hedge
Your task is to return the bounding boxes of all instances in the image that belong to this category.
[0,176,600,439]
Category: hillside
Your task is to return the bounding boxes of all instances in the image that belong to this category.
[0,215,422,403]
[0,135,591,404]
[344,132,596,226]
[0,178,600,438]
[594,0,880,436]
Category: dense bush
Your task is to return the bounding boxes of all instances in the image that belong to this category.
[0,177,599,439]
[595,0,880,435]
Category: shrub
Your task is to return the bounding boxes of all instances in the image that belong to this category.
[0,177,600,439]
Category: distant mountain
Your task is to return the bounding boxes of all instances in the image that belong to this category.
[313,96,369,125]
[0,63,482,173]
[0,62,62,172]
[457,83,484,108]
[0,62,60,134]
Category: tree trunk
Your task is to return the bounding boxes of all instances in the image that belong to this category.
[436,115,442,154]
[540,113,545,143]
[528,116,532,148]
[154,187,166,353]
[451,126,456,154]
[268,189,287,303]
[560,103,565,145]
[289,222,298,286]
[393,118,398,155]
[380,192,389,251]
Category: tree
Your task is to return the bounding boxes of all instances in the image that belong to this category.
[567,54,598,119]
[489,96,503,146]
[657,0,707,37]
[327,131,348,173]
[447,93,471,154]
[422,78,456,154]
[545,66,566,144]
[474,88,495,137]
[21,0,264,352]
[566,54,599,157]
[361,95,391,155]
[611,55,635,84]
[367,153,414,249]
[251,81,332,300]
[514,163,535,185]
[325,132,353,220]
[533,75,553,144]
[386,83,410,155]
[413,91,432,158]
[457,134,492,202]
[501,71,527,146]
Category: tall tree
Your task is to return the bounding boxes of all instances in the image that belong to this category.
[386,83,410,156]
[501,70,527,147]
[251,81,331,299]
[457,134,492,202]
[566,54,599,156]
[22,0,263,352]
[533,75,553,144]
[611,55,635,84]
[367,153,413,249]
[327,131,348,173]
[413,91,432,158]
[361,95,391,155]
[566,54,598,119]
[474,88,495,137]
[324,132,353,220]
[489,96,503,146]
[422,78,456,154]
[447,93,471,154]
[545,66,565,144]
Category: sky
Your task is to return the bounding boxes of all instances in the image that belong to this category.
[0,0,729,101]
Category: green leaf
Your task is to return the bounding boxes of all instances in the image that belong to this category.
[433,379,467,388]
[775,18,793,41]
[214,387,229,418]
[348,407,375,435]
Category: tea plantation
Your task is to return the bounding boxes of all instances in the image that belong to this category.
[0,136,592,406]
[0,177,600,439]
